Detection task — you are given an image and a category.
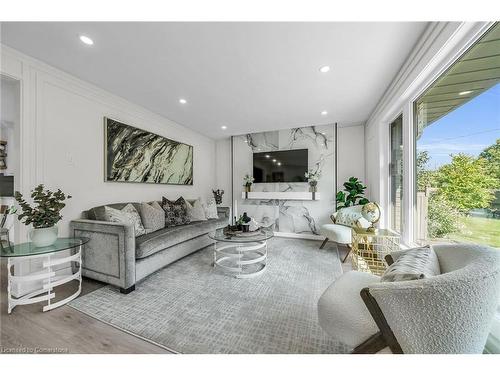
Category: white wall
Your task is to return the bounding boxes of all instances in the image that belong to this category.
[215,138,232,207]
[0,45,217,240]
[337,125,365,191]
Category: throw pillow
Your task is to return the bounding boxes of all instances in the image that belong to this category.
[203,198,219,219]
[186,198,207,221]
[335,205,365,227]
[104,204,146,237]
[381,246,441,282]
[139,202,165,233]
[150,200,163,211]
[162,196,191,227]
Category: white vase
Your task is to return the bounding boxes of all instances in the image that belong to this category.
[29,226,58,247]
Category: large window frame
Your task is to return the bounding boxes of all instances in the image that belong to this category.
[377,22,499,352]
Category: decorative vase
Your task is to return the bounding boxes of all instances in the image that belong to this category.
[29,226,58,247]
[245,184,252,193]
[309,181,318,193]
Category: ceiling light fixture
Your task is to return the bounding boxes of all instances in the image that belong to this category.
[277,162,282,166]
[459,90,473,96]
[272,159,276,163]
[79,35,94,45]
[265,154,270,158]
[319,65,330,73]
[179,98,187,104]
[221,125,227,130]
[321,111,328,116]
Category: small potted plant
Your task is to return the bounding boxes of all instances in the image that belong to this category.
[243,174,254,193]
[14,184,72,247]
[305,169,321,192]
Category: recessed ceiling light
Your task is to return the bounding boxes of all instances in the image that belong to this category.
[459,90,473,96]
[321,111,328,116]
[79,35,94,45]
[272,159,277,163]
[277,162,282,166]
[221,125,227,130]
[319,65,330,73]
[265,154,270,158]
[179,98,187,104]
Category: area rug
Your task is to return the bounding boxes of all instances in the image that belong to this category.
[69,237,350,354]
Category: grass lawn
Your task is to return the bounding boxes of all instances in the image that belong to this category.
[447,216,500,248]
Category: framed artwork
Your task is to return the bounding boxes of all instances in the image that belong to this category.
[104,117,193,185]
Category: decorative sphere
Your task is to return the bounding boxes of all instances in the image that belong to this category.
[361,202,380,224]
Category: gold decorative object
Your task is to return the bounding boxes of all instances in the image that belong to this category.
[351,227,400,276]
[361,202,381,232]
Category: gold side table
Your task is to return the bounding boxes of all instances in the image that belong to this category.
[351,228,400,276]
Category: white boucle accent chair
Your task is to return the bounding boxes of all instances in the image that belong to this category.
[319,205,370,262]
[318,243,500,353]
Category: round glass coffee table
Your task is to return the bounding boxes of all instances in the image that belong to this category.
[0,237,89,313]
[209,228,273,278]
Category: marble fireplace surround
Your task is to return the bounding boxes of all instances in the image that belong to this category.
[232,125,336,238]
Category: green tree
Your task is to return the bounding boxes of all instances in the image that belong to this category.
[416,150,437,191]
[434,153,496,212]
[427,193,463,238]
[479,139,500,185]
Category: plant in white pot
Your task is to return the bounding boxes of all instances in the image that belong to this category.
[14,184,72,247]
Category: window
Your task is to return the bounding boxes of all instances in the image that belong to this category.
[414,23,500,248]
[390,115,403,233]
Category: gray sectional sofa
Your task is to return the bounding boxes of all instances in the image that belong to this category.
[70,202,229,293]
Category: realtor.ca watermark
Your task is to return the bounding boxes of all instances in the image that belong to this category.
[1,346,69,354]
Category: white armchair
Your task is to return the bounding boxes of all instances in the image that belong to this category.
[318,243,500,353]
[319,205,370,262]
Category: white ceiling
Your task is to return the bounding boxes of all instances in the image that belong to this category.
[0,22,428,138]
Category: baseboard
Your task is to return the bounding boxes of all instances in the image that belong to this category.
[273,232,325,241]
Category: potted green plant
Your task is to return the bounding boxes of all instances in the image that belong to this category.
[305,169,321,192]
[243,174,254,193]
[14,184,72,247]
[336,177,369,210]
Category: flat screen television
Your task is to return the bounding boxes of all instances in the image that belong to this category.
[253,149,308,183]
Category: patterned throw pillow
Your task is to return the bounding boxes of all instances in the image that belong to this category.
[381,246,441,282]
[186,198,207,221]
[139,202,165,233]
[104,204,146,237]
[162,196,191,227]
[203,198,218,219]
[335,205,367,228]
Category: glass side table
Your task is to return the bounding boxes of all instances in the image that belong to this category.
[351,228,400,276]
[0,237,89,313]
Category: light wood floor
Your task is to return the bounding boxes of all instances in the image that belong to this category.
[0,244,351,354]
[0,259,169,354]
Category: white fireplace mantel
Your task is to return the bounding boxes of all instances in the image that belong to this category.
[241,191,320,201]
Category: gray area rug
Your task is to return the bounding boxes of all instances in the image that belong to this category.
[69,237,349,353]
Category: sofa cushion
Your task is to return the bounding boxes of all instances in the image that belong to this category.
[135,216,227,259]
[104,204,146,237]
[381,246,440,282]
[203,198,219,219]
[139,202,165,233]
[162,196,191,227]
[88,202,142,221]
[334,205,371,228]
[186,198,207,221]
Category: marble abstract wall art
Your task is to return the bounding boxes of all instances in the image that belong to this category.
[104,118,193,185]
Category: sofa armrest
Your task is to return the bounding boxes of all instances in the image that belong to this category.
[70,219,136,290]
[217,206,230,219]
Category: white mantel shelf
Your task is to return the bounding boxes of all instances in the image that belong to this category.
[242,191,320,201]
